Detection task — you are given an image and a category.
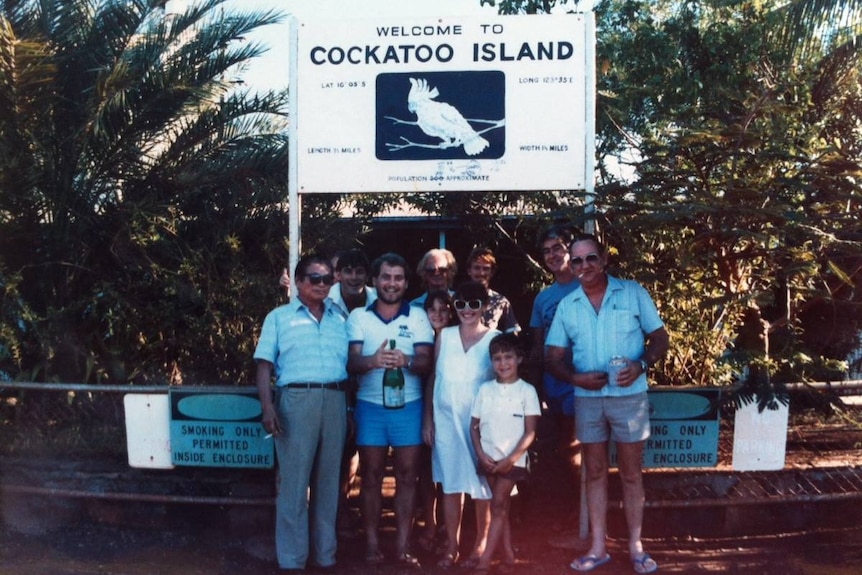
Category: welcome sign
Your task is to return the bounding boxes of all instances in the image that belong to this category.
[291,14,594,193]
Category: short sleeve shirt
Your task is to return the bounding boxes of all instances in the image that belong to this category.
[471,379,541,468]
[529,279,580,403]
[253,299,348,386]
[328,284,377,319]
[484,289,520,334]
[347,301,435,405]
[545,276,664,398]
[410,289,454,308]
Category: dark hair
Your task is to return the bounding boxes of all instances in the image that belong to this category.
[489,332,524,358]
[371,252,409,279]
[454,280,489,304]
[294,253,332,280]
[423,290,458,326]
[336,249,370,273]
[571,232,606,254]
[538,223,580,250]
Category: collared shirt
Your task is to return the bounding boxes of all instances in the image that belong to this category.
[347,300,435,405]
[471,378,541,468]
[529,278,581,401]
[254,299,348,386]
[328,283,377,319]
[484,289,521,334]
[546,275,664,398]
[410,289,455,308]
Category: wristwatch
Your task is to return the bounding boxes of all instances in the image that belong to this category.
[639,359,649,373]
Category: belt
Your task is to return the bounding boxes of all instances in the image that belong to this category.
[283,381,346,391]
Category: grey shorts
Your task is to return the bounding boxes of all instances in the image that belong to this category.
[575,392,650,444]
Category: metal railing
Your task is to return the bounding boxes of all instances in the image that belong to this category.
[1,381,861,508]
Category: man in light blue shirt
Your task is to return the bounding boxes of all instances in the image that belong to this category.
[254,254,348,571]
[546,234,668,575]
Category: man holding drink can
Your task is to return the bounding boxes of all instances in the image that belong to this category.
[545,233,669,574]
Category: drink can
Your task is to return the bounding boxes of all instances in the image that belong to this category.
[607,356,627,386]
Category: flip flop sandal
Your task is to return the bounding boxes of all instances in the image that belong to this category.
[632,553,658,573]
[569,553,612,572]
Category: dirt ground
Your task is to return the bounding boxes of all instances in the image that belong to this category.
[2,406,862,575]
[2,449,862,575]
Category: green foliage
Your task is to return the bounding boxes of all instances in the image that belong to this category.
[0,0,293,385]
[474,0,862,391]
[2,0,861,395]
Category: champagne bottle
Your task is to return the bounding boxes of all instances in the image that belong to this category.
[382,339,405,409]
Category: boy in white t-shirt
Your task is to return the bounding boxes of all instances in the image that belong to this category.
[470,333,541,573]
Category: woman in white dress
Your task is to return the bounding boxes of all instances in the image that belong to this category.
[422,281,500,568]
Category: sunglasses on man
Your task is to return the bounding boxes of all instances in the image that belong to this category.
[304,273,335,286]
[425,266,449,275]
[571,253,601,267]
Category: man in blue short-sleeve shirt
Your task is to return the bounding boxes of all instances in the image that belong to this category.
[254,254,348,571]
[528,224,582,525]
[546,233,669,574]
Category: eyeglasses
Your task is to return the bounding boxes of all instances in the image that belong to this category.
[425,266,448,275]
[304,273,334,286]
[453,299,483,311]
[571,253,601,267]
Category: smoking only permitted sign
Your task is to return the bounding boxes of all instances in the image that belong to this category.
[610,388,721,468]
[169,388,273,469]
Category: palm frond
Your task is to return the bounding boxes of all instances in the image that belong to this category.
[770,0,862,63]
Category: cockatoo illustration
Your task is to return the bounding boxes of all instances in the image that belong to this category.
[407,78,489,156]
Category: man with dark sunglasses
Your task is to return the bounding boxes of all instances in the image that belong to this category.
[545,233,669,574]
[411,248,457,308]
[253,253,348,571]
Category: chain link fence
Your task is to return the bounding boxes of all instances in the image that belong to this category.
[1,381,861,508]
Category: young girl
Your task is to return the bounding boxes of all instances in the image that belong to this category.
[470,333,541,574]
[416,290,458,554]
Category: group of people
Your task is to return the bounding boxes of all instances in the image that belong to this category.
[254,227,668,575]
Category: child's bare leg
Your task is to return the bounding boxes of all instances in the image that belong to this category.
[471,498,490,559]
[502,515,515,562]
[477,475,516,569]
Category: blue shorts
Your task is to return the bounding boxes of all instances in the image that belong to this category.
[546,389,575,417]
[543,376,575,417]
[575,392,650,444]
[355,399,423,447]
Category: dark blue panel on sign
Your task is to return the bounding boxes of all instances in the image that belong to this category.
[376,71,505,161]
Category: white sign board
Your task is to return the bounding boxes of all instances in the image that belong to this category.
[292,14,594,193]
[124,394,174,469]
[732,400,789,471]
